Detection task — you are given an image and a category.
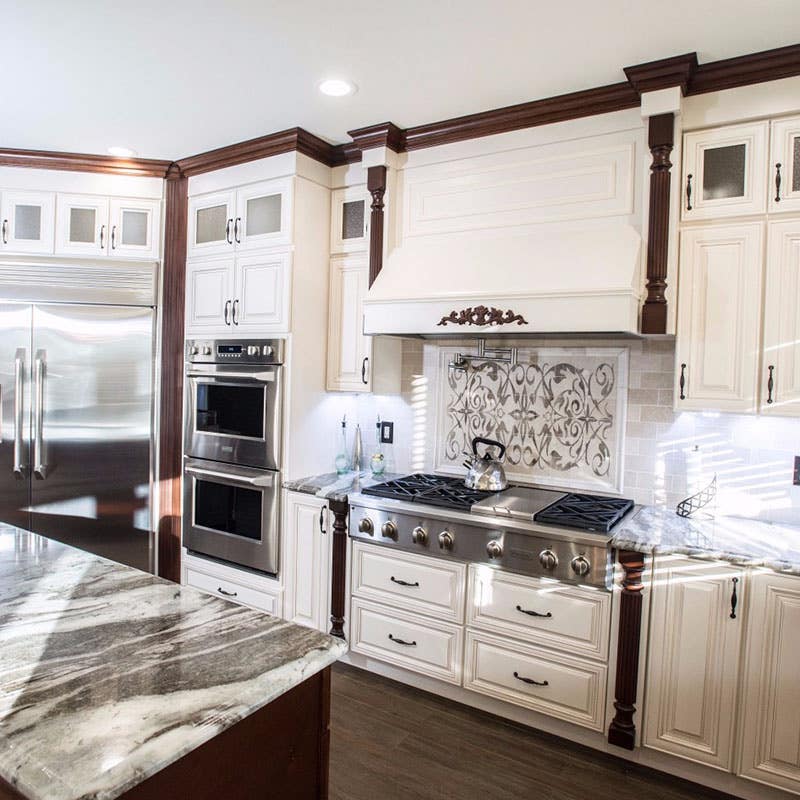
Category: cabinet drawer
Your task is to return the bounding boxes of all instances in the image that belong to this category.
[467,566,611,660]
[464,630,607,731]
[350,598,463,684]
[352,542,466,623]
[186,568,281,616]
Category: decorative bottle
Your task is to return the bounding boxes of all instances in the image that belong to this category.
[370,416,385,477]
[334,415,349,474]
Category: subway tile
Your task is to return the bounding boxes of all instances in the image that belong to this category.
[641,405,678,423]
[641,372,675,389]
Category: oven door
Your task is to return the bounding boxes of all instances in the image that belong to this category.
[184,363,282,469]
[183,459,280,575]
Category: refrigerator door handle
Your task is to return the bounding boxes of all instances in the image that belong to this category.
[13,348,25,478]
[33,349,47,480]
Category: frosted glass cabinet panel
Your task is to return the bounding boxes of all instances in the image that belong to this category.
[682,122,768,221]
[331,186,368,253]
[56,194,111,255]
[770,115,800,213]
[109,198,160,259]
[234,179,291,251]
[0,190,55,254]
[188,191,235,257]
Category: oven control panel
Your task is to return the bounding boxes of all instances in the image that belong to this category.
[186,339,285,365]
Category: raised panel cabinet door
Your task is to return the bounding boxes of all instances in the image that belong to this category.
[762,220,800,415]
[675,222,764,412]
[738,572,800,794]
[681,122,768,221]
[769,115,800,213]
[331,186,368,254]
[234,178,292,251]
[185,256,235,334]
[55,194,110,256]
[187,191,235,258]
[0,190,55,254]
[232,251,290,332]
[109,198,160,259]
[282,492,330,633]
[326,256,371,393]
[643,558,745,771]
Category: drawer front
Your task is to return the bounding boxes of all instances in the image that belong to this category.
[352,542,466,623]
[464,630,607,731]
[467,566,611,660]
[350,598,463,684]
[186,568,281,616]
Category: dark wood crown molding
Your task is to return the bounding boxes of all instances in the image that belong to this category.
[347,122,405,153]
[688,43,800,95]
[0,147,173,178]
[624,52,698,96]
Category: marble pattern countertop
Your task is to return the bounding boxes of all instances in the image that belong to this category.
[283,470,403,502]
[612,506,800,575]
[0,524,346,800]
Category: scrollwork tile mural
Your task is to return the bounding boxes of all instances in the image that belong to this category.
[435,347,628,492]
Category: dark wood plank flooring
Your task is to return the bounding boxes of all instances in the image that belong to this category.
[330,663,736,800]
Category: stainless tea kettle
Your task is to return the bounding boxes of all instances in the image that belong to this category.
[463,437,508,492]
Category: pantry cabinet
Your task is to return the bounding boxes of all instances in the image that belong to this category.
[0,190,55,254]
[769,114,800,213]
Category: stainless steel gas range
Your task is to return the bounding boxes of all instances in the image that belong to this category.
[349,474,635,590]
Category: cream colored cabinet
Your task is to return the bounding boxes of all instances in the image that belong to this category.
[643,558,745,771]
[675,222,764,412]
[331,186,368,254]
[737,572,800,795]
[326,255,401,393]
[282,491,331,633]
[188,190,235,257]
[681,122,768,221]
[769,115,800,213]
[108,198,160,259]
[0,190,55,254]
[185,256,235,331]
[762,219,800,414]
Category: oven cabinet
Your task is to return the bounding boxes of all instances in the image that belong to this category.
[643,557,745,771]
[0,190,55,254]
[282,491,332,633]
[326,256,401,393]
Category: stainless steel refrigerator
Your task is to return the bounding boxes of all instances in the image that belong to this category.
[0,263,156,572]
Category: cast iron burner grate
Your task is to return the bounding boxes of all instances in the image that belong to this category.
[362,473,498,511]
[533,493,634,533]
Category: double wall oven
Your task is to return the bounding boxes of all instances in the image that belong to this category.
[183,339,284,575]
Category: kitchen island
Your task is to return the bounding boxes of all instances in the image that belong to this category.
[0,524,346,800]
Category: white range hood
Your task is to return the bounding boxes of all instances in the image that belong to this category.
[362,224,644,336]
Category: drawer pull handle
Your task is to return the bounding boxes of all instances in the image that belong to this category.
[388,633,416,647]
[513,671,548,687]
[217,587,238,598]
[730,577,739,620]
[515,605,552,618]
[390,576,419,588]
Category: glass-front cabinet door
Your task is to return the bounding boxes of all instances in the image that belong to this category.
[681,122,768,221]
[331,186,368,254]
[234,178,291,251]
[770,115,800,214]
[55,194,110,256]
[109,198,160,259]
[0,190,55,254]
[188,191,235,258]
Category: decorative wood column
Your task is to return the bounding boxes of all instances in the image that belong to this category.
[641,113,675,334]
[328,498,349,639]
[608,549,646,750]
[367,165,387,288]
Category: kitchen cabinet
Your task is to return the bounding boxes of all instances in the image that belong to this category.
[675,222,764,412]
[769,114,800,213]
[108,197,160,259]
[326,255,401,393]
[185,256,234,331]
[0,190,55,254]
[737,571,800,795]
[282,491,331,633]
[681,122,768,221]
[643,558,745,771]
[331,186,368,254]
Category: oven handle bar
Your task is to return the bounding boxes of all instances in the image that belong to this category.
[184,465,275,487]
[186,370,276,382]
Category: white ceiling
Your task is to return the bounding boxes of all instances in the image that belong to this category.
[2,0,798,161]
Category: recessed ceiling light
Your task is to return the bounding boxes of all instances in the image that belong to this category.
[318,79,357,97]
[107,145,137,158]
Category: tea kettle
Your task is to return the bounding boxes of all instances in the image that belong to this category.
[463,437,508,492]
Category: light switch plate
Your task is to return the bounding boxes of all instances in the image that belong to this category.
[380,421,394,444]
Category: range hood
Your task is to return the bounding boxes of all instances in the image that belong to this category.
[362,224,643,337]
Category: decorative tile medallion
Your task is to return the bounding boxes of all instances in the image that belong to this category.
[435,347,628,492]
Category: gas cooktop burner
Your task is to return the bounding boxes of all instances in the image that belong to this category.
[362,473,499,510]
[533,493,634,533]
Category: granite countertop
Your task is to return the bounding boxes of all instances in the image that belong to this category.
[0,524,346,800]
[612,506,800,575]
[284,470,403,502]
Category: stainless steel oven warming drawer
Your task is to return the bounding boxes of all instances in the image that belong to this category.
[183,459,280,575]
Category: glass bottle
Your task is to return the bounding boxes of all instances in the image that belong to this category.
[334,415,349,474]
[370,416,385,477]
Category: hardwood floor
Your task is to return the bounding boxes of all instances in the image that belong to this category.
[329,663,736,800]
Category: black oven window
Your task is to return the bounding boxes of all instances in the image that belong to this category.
[195,480,262,541]
[196,384,264,439]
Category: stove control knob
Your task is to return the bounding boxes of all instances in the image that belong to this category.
[357,518,374,536]
[188,345,199,356]
[438,531,454,551]
[539,549,558,570]
[202,346,212,355]
[486,540,503,559]
[247,345,260,356]
[571,555,591,577]
[411,526,428,545]
[263,345,273,357]
[381,520,398,540]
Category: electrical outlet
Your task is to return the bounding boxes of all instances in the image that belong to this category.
[794,456,800,486]
[380,421,394,444]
